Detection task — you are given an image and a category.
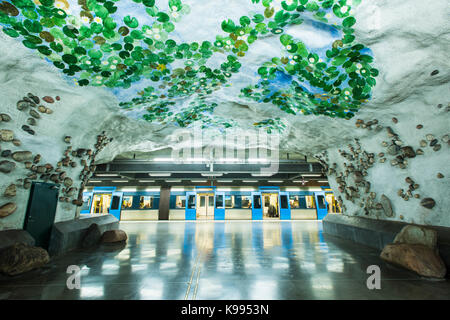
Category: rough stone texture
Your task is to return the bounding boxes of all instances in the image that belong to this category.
[0,160,16,174]
[0,243,50,276]
[81,223,102,248]
[0,202,17,218]
[380,243,446,279]
[380,195,394,217]
[393,225,437,249]
[101,230,128,244]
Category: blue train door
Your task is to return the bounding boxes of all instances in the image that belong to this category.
[80,192,93,215]
[251,192,263,220]
[109,191,123,220]
[214,191,225,220]
[314,191,328,220]
[185,192,197,220]
[279,192,291,220]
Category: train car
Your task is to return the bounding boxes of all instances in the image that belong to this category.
[80,186,341,221]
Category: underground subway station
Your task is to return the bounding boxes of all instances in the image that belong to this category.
[0,0,449,310]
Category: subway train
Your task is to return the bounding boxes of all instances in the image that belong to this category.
[80,186,341,221]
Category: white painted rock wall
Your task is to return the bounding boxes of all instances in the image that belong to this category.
[0,0,449,229]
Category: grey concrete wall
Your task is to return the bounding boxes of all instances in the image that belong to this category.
[48,214,119,256]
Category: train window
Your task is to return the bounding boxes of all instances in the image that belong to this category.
[280,195,288,209]
[305,196,316,209]
[200,196,206,207]
[216,195,224,208]
[122,196,133,209]
[176,196,186,208]
[140,196,153,209]
[253,195,261,209]
[187,195,196,209]
[317,195,326,209]
[225,195,234,208]
[289,195,300,209]
[111,196,120,210]
[241,196,252,208]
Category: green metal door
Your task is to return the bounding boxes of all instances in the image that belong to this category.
[23,182,60,249]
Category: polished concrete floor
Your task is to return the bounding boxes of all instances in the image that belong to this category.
[0,221,449,300]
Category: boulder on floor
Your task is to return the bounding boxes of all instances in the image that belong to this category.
[393,225,437,249]
[101,230,127,244]
[380,243,446,278]
[81,223,102,248]
[0,243,50,276]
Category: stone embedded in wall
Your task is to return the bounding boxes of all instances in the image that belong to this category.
[380,243,446,279]
[0,113,12,122]
[42,96,54,103]
[380,194,394,217]
[0,129,14,142]
[420,198,436,209]
[3,184,16,197]
[27,93,40,104]
[0,202,17,218]
[0,243,50,276]
[401,146,415,158]
[12,151,32,162]
[21,125,35,135]
[0,160,16,173]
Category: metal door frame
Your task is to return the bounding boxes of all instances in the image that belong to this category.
[251,192,263,220]
[279,191,291,220]
[214,191,225,220]
[314,191,328,220]
[185,191,197,220]
[109,191,123,220]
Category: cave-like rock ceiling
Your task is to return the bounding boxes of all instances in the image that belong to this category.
[0,0,377,133]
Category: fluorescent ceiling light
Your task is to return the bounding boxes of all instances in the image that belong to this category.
[145,188,160,192]
[201,173,223,176]
[138,180,155,183]
[191,179,207,183]
[302,174,321,177]
[318,180,329,183]
[215,158,240,162]
[171,187,185,192]
[242,180,258,183]
[217,179,233,183]
[152,157,173,162]
[121,188,136,192]
[217,188,232,191]
[247,158,269,163]
[148,173,171,177]
[166,179,181,182]
[293,180,308,183]
[112,180,128,183]
[185,158,206,162]
[89,180,102,183]
[240,187,256,191]
[251,173,274,177]
[268,180,284,183]
[96,174,118,177]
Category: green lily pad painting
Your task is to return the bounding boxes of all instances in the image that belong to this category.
[0,0,377,132]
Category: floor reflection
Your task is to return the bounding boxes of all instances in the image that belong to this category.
[0,221,449,300]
